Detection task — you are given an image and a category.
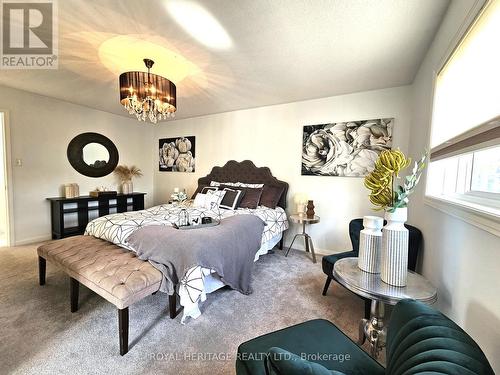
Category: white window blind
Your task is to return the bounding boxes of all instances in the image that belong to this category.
[431,0,500,151]
[426,0,500,234]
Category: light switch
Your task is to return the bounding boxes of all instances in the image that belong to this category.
[15,158,22,167]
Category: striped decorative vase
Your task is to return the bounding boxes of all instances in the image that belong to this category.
[358,216,383,273]
[381,207,409,287]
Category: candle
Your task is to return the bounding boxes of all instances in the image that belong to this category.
[297,203,305,216]
[174,187,179,193]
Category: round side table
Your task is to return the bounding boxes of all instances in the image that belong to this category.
[333,257,437,358]
[286,214,320,263]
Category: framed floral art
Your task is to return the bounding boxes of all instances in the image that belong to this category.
[301,118,393,177]
[159,136,196,172]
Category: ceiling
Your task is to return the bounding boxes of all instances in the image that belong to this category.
[0,0,450,121]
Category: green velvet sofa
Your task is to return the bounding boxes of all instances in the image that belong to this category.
[236,299,494,375]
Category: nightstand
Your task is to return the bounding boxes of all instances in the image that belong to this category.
[286,214,320,263]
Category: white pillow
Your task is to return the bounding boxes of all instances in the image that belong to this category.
[210,181,264,188]
[193,193,207,208]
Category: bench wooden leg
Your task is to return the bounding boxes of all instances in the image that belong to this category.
[70,277,79,313]
[38,256,46,286]
[169,293,177,319]
[118,307,129,356]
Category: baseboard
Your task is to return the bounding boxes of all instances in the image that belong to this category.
[15,234,52,246]
[283,245,331,256]
[283,243,349,256]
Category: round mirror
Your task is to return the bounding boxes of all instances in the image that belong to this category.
[67,133,119,177]
[83,143,110,167]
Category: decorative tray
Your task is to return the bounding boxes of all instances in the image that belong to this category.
[89,190,117,197]
[176,220,220,230]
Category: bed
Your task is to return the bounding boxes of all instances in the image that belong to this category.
[85,160,289,322]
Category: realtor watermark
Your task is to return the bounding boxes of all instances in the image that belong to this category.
[147,351,352,363]
[0,0,58,69]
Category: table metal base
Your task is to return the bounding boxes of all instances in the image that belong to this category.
[285,222,317,263]
[358,300,386,358]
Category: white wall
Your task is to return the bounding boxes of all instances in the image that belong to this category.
[154,86,412,253]
[0,86,154,245]
[408,0,500,370]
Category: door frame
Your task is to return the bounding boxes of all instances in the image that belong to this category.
[0,110,14,246]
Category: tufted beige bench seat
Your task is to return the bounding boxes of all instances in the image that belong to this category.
[37,235,178,355]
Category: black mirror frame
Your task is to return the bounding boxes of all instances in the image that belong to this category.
[67,132,119,178]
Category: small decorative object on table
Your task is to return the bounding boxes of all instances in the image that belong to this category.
[294,193,308,217]
[171,188,187,203]
[89,186,117,197]
[64,183,79,198]
[114,165,143,195]
[306,200,315,219]
[358,216,384,274]
[178,209,190,227]
[364,149,427,286]
[178,218,220,230]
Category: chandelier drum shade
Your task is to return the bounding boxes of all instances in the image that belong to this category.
[119,59,176,124]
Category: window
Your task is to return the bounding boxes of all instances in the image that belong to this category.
[426,0,500,231]
[470,147,500,194]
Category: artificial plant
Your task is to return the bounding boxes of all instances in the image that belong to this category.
[364,149,427,212]
[113,165,143,182]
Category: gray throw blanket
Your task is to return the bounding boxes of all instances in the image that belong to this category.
[127,214,266,295]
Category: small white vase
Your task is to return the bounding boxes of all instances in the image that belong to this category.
[381,207,409,287]
[358,216,383,273]
[122,181,133,195]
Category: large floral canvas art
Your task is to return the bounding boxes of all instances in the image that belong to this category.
[301,118,394,177]
[159,136,196,172]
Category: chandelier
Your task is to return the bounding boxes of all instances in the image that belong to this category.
[119,58,177,124]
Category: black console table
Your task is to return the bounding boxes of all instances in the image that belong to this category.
[47,193,146,239]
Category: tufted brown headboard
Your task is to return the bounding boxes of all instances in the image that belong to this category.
[195,160,289,209]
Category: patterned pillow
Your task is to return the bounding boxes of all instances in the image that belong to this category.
[235,182,264,188]
[210,181,264,188]
[219,188,244,210]
[206,190,226,208]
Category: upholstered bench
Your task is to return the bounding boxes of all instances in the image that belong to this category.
[37,235,178,355]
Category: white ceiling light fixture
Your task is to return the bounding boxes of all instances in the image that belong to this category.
[166,0,232,50]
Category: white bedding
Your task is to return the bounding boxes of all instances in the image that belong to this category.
[84,201,289,322]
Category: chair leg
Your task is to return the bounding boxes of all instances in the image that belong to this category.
[169,293,177,319]
[118,307,129,356]
[322,276,332,296]
[279,236,284,250]
[70,277,79,313]
[38,256,46,286]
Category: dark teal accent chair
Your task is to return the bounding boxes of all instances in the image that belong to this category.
[322,219,422,318]
[236,299,494,375]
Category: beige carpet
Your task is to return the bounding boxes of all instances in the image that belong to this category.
[0,243,379,375]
